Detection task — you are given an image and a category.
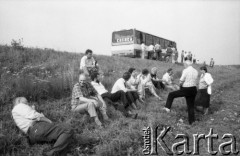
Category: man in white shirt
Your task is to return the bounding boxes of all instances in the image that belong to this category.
[163,60,198,125]
[80,49,99,76]
[148,44,154,59]
[12,97,74,156]
[162,68,179,91]
[112,72,144,109]
[154,43,161,60]
[90,72,137,118]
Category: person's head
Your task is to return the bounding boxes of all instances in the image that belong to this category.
[200,66,208,74]
[182,50,184,53]
[79,73,87,86]
[128,68,136,74]
[85,49,93,59]
[122,72,131,81]
[167,68,173,75]
[151,67,157,75]
[90,72,100,82]
[142,69,149,76]
[211,58,213,60]
[13,97,28,107]
[184,60,193,68]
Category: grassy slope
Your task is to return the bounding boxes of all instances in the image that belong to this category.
[0,45,240,156]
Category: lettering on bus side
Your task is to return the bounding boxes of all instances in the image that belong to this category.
[116,37,133,43]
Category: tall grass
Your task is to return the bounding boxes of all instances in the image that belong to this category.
[1,44,240,155]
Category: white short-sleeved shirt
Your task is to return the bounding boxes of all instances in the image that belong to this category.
[162,72,172,85]
[91,81,108,95]
[180,66,198,87]
[111,78,128,93]
[80,55,96,70]
[148,45,154,51]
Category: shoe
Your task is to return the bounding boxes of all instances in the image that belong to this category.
[162,107,170,113]
[126,111,138,119]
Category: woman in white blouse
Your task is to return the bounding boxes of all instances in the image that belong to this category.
[195,66,214,115]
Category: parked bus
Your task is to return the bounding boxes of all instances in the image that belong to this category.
[111,29,177,60]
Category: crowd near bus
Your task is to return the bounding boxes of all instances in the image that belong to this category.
[6,48,216,155]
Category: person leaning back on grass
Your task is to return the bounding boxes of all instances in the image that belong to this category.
[80,49,99,76]
[71,73,109,127]
[11,97,74,156]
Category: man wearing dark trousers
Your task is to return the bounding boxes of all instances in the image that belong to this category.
[12,97,74,156]
[163,60,198,124]
[90,72,137,118]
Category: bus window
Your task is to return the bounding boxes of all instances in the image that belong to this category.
[145,34,153,46]
[112,30,134,44]
[153,37,160,45]
[135,30,142,44]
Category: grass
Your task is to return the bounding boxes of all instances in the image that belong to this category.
[0,45,240,156]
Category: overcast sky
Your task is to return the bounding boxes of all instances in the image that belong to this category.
[0,0,239,65]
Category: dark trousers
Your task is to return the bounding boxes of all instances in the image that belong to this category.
[165,86,197,124]
[126,91,139,104]
[28,121,74,155]
[101,90,130,108]
[152,80,165,89]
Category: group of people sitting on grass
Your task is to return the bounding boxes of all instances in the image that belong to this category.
[10,49,214,156]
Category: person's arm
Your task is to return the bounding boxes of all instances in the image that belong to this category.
[97,94,107,108]
[179,70,186,86]
[80,56,86,69]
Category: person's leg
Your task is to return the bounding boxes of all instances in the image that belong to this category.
[72,102,97,118]
[165,89,189,109]
[185,96,196,124]
[72,102,102,126]
[125,91,138,109]
[45,124,74,156]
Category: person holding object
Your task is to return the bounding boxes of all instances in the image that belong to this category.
[80,49,99,76]
[12,97,74,156]
[71,74,109,127]
[162,60,198,125]
[195,66,214,115]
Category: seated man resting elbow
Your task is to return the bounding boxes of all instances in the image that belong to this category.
[71,73,109,127]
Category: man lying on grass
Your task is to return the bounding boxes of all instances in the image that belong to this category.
[90,72,138,119]
[71,73,109,127]
[12,97,74,156]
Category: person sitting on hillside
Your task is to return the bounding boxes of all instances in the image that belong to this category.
[137,69,163,101]
[80,49,99,76]
[195,66,214,115]
[12,97,74,156]
[90,72,137,118]
[111,72,144,109]
[71,73,109,127]
[150,67,165,90]
[162,68,179,91]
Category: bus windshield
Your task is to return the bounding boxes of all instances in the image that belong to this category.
[112,30,134,45]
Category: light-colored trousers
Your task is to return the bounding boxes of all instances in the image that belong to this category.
[72,97,106,117]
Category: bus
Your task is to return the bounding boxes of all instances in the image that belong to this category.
[111,29,177,60]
